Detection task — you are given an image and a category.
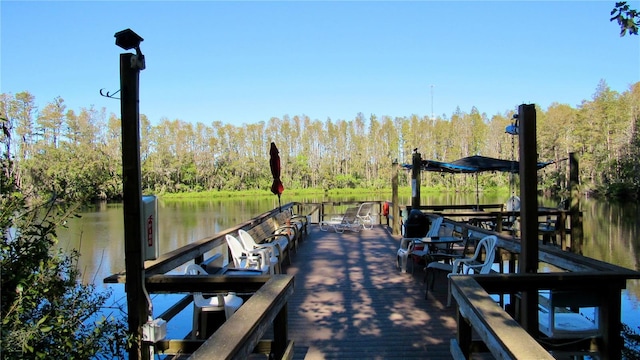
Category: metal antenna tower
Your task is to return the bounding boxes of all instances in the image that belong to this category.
[430,84,435,120]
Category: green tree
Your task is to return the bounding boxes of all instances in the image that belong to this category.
[37,96,66,148]
[611,1,639,36]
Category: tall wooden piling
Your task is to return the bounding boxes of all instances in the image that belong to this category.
[517,104,538,335]
[392,160,400,235]
[569,152,583,254]
[120,51,150,360]
[411,150,421,209]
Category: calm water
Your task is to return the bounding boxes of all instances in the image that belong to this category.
[57,192,640,339]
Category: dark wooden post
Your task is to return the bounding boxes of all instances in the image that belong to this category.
[272,303,288,359]
[517,104,538,335]
[600,284,623,360]
[569,152,583,254]
[392,160,400,235]
[411,150,421,209]
[120,52,150,360]
[456,309,472,358]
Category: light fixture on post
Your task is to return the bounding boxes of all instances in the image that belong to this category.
[115,28,145,70]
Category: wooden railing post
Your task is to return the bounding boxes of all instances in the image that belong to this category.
[456,309,472,359]
[569,152,583,254]
[518,103,539,335]
[558,211,567,250]
[411,150,421,209]
[600,284,623,360]
[118,33,150,360]
[392,160,400,235]
[272,303,288,359]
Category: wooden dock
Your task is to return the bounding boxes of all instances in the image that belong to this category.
[115,202,639,359]
[283,224,458,359]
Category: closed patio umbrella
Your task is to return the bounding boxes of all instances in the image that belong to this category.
[270,142,284,211]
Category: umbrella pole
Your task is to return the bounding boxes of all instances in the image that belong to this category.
[278,194,281,212]
[476,174,479,209]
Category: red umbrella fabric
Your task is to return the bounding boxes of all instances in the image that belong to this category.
[270,142,284,210]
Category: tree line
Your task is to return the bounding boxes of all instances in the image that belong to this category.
[1,80,639,202]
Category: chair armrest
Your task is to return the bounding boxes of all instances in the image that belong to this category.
[451,257,485,275]
[266,232,291,244]
[291,215,308,224]
[274,225,298,240]
[241,249,268,268]
[251,243,276,259]
[263,234,288,255]
[242,248,266,259]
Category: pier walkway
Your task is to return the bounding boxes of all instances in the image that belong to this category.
[283,224,457,359]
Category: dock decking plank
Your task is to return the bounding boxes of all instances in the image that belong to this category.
[283,225,458,359]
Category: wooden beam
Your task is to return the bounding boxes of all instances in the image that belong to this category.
[144,274,273,294]
[156,295,192,323]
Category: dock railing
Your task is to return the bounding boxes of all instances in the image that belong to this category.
[398,204,574,250]
[149,275,295,359]
[444,230,640,360]
[104,202,311,359]
[450,271,640,360]
[310,201,385,226]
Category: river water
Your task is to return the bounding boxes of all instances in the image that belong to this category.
[56,193,640,342]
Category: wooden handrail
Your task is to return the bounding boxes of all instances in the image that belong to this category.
[188,275,294,360]
[153,275,295,359]
[450,271,640,360]
[449,275,554,359]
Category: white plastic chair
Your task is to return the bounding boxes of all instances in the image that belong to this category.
[238,229,280,274]
[225,234,270,274]
[184,264,243,339]
[424,235,497,306]
[447,235,497,305]
[396,216,443,273]
[239,228,288,262]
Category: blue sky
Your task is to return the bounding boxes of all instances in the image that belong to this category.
[2,1,639,127]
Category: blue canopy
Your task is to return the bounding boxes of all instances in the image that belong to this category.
[403,155,560,173]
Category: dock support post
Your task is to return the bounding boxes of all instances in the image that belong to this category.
[517,104,539,335]
[569,152,583,254]
[118,32,150,360]
[411,150,421,209]
[392,160,400,235]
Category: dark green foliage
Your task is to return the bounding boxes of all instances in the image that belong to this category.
[611,1,639,36]
[622,324,640,359]
[1,115,128,358]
